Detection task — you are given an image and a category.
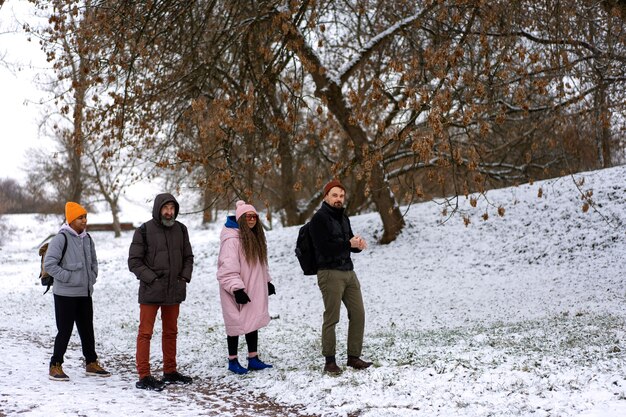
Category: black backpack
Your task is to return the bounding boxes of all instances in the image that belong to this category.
[295,222,317,275]
[38,233,68,294]
[38,232,92,294]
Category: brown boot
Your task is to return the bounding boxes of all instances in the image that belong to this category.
[323,361,343,375]
[347,356,372,370]
[49,363,70,381]
[86,361,111,377]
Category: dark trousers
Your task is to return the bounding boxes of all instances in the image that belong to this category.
[51,294,97,365]
[227,330,258,356]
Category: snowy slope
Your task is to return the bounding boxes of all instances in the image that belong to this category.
[0,165,625,417]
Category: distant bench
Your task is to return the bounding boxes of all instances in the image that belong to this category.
[88,222,135,232]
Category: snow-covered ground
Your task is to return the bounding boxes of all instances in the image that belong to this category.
[0,165,625,417]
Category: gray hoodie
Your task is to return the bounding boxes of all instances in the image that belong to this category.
[43,224,98,297]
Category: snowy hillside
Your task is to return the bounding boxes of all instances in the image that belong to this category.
[0,165,625,417]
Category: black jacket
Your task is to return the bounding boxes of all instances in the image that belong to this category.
[309,201,361,271]
[128,193,194,305]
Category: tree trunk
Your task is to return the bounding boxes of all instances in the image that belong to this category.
[588,13,613,170]
[110,199,122,238]
[277,132,300,226]
[68,40,88,203]
[202,186,213,224]
[594,80,612,168]
[265,80,300,226]
[600,115,612,168]
[284,22,405,243]
[69,83,85,202]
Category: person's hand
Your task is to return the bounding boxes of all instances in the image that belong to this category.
[350,235,367,250]
[268,282,276,296]
[234,289,251,304]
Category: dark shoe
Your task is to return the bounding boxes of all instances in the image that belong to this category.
[49,363,69,381]
[86,361,111,377]
[323,361,343,375]
[163,371,192,385]
[135,375,165,391]
[228,359,249,375]
[347,356,373,370]
[247,356,273,371]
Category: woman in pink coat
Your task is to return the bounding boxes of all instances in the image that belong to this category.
[217,200,276,374]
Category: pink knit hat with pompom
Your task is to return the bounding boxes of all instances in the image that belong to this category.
[235,200,258,221]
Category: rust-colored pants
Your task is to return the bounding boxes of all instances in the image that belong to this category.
[136,304,180,379]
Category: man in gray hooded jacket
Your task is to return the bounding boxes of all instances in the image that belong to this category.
[44,201,111,381]
[128,193,194,391]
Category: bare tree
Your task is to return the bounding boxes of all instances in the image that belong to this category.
[28,0,153,234]
[33,0,626,242]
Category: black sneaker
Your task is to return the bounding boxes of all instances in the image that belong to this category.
[135,375,165,391]
[163,371,193,385]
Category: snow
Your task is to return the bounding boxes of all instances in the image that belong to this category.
[1,165,625,416]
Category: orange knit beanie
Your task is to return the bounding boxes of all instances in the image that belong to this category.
[65,202,87,224]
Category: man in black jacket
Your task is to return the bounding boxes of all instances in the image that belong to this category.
[309,179,373,375]
[128,193,194,390]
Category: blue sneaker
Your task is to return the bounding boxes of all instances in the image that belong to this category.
[228,359,248,375]
[247,356,273,371]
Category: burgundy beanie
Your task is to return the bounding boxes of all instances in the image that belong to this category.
[323,179,346,196]
[235,200,258,221]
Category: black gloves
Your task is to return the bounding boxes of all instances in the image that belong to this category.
[234,285,274,303]
[234,289,251,304]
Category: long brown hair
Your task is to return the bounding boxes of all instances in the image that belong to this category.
[237,216,268,266]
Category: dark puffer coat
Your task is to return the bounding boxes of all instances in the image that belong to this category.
[309,201,361,271]
[128,193,194,305]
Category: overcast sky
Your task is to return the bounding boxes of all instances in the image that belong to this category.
[0,1,52,183]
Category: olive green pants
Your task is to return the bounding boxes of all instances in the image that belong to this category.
[317,269,365,357]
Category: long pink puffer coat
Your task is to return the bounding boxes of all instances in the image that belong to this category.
[216,226,271,336]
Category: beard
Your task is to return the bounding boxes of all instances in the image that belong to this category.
[161,217,176,227]
[332,201,343,208]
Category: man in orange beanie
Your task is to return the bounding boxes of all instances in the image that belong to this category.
[44,201,111,381]
[309,180,372,375]
[65,201,87,225]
